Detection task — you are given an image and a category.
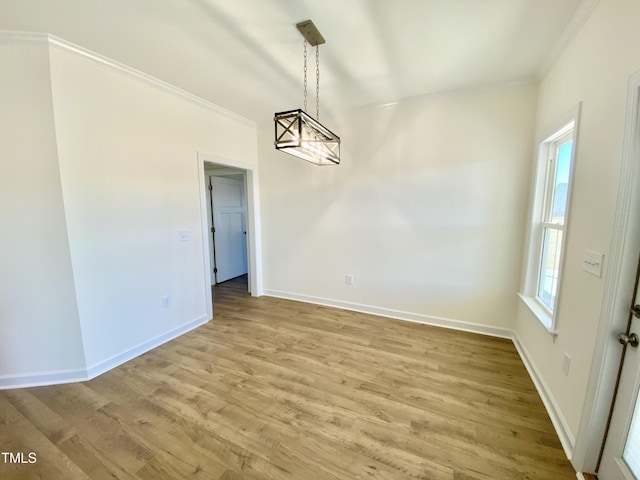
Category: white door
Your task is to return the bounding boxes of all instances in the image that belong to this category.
[210,176,247,283]
[599,268,640,479]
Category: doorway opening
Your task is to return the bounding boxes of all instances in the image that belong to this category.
[197,152,262,319]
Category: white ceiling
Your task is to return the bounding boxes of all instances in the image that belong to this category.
[0,0,586,123]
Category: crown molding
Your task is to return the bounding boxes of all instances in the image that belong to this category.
[0,29,256,128]
[537,0,600,80]
[0,29,48,43]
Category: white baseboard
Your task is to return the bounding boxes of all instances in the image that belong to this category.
[262,289,513,339]
[0,368,88,390]
[513,332,576,460]
[85,314,210,379]
[576,472,586,480]
[0,314,210,390]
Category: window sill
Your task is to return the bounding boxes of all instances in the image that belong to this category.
[518,293,558,337]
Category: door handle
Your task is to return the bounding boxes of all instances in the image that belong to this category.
[617,332,639,348]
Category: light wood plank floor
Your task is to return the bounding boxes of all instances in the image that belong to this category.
[0,276,575,479]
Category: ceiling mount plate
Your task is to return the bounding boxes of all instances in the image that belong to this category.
[296,20,325,46]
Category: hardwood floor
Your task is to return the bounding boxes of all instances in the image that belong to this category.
[0,277,575,479]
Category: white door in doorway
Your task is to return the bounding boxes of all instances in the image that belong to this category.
[599,282,640,480]
[210,176,248,283]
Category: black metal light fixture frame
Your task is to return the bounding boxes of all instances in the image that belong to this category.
[274,20,341,166]
[274,108,340,165]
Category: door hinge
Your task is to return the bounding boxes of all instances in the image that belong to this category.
[208,184,213,191]
[211,227,215,233]
[213,267,218,274]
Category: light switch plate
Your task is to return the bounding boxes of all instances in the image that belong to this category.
[562,353,571,376]
[583,249,604,277]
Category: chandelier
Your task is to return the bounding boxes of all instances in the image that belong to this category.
[274,20,340,166]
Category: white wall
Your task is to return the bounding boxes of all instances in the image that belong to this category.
[514,0,640,457]
[48,45,258,372]
[0,40,86,385]
[260,85,537,334]
[0,34,259,387]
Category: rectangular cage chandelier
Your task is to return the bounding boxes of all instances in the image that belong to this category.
[274,20,340,166]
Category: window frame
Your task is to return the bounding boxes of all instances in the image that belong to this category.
[536,131,573,312]
[519,106,580,334]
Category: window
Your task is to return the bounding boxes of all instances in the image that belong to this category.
[520,109,579,332]
[537,133,572,311]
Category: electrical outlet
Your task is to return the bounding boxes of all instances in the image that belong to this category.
[562,353,571,376]
[346,275,354,286]
[179,230,191,242]
[162,296,171,309]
